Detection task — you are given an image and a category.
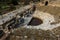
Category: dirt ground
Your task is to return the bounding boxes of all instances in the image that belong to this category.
[36,3,60,21]
[5,27,60,40]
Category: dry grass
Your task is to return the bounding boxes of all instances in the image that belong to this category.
[36,4,60,21]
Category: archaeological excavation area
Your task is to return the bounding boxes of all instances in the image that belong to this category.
[0,0,60,40]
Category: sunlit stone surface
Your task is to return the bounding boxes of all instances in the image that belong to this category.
[25,10,60,30]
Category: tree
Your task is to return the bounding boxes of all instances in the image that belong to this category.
[11,0,19,5]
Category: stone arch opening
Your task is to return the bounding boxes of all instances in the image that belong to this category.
[45,1,48,6]
[28,17,43,26]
